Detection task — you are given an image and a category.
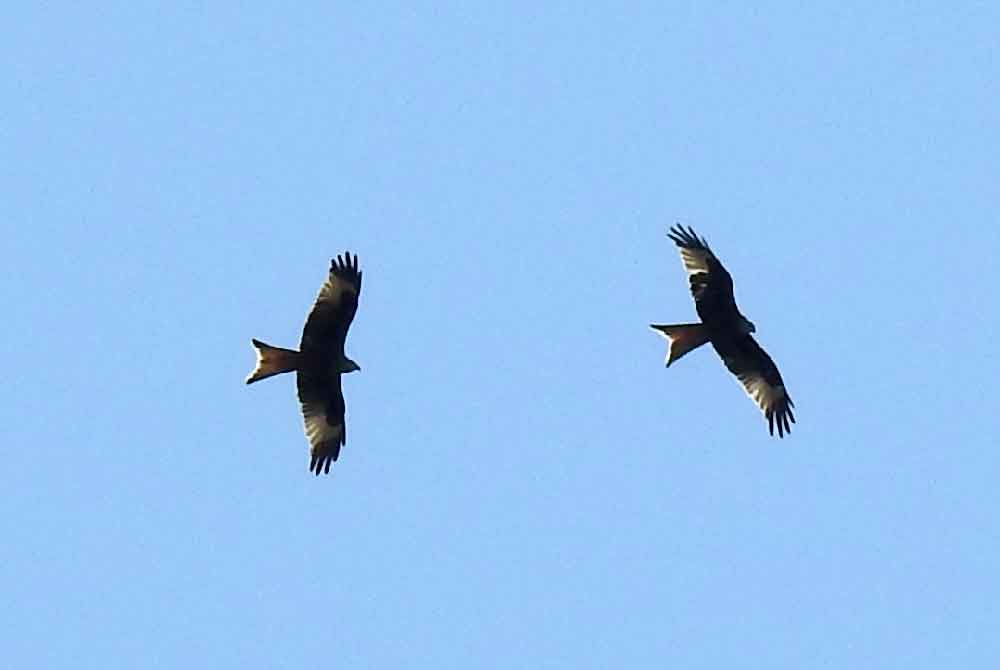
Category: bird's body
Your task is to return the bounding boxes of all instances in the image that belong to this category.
[246,253,362,475]
[651,226,795,437]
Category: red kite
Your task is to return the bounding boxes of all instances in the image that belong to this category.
[246,253,362,474]
[651,226,795,437]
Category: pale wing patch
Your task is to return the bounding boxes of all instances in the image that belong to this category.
[315,273,358,305]
[678,246,713,277]
[301,401,344,475]
[300,260,361,352]
[303,409,343,446]
[738,374,785,411]
[734,373,795,437]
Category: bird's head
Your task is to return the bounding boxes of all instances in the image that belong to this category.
[341,356,361,373]
[742,317,757,335]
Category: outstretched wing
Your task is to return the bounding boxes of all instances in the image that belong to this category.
[715,336,795,438]
[296,252,361,475]
[300,252,362,354]
[297,370,346,475]
[667,225,739,323]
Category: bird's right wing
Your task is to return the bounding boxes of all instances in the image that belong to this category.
[300,252,362,353]
[667,225,737,315]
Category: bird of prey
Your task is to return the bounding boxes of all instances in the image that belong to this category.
[651,226,795,437]
[245,253,362,474]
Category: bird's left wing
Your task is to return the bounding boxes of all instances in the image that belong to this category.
[297,371,346,475]
[718,336,795,438]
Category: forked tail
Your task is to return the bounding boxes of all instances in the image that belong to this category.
[649,323,710,367]
[245,339,301,384]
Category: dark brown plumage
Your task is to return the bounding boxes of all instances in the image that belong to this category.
[246,253,363,474]
[651,226,795,437]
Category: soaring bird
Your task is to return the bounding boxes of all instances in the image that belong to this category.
[246,253,362,474]
[651,226,795,437]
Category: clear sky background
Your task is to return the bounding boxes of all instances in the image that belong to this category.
[3,3,999,668]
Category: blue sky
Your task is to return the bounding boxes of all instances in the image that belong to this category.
[3,3,999,667]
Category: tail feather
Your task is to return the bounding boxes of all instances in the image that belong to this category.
[245,339,301,384]
[650,323,710,367]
